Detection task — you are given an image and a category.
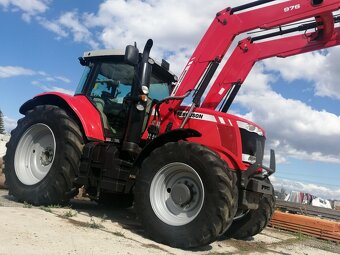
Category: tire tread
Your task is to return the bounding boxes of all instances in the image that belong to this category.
[4,105,84,205]
[134,141,237,248]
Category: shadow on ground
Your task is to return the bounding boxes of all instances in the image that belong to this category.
[61,197,216,252]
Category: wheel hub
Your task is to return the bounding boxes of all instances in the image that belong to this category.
[149,162,205,226]
[40,146,54,166]
[170,183,192,206]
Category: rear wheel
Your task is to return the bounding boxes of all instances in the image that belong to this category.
[134,142,236,248]
[223,179,275,239]
[4,105,84,205]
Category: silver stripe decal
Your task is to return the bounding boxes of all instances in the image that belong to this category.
[218,117,226,124]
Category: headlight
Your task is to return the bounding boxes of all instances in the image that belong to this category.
[237,121,263,136]
[242,154,257,164]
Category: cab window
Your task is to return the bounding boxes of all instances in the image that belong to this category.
[149,76,170,100]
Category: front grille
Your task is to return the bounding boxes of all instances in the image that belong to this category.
[239,128,265,163]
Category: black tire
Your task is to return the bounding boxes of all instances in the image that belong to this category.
[134,142,236,249]
[223,179,275,239]
[4,105,84,205]
[98,192,134,209]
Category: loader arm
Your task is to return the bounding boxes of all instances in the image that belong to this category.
[202,13,340,110]
[170,0,340,108]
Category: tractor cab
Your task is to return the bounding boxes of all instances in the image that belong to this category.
[76,48,177,142]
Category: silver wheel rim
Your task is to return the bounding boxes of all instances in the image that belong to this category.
[149,162,204,226]
[14,123,56,185]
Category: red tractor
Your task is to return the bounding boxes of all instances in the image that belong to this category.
[4,0,340,248]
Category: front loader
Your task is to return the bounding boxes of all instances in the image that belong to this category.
[4,0,340,249]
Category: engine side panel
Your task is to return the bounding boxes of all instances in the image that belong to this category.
[142,105,266,171]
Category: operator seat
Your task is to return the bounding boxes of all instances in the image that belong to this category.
[92,97,117,136]
[94,96,153,139]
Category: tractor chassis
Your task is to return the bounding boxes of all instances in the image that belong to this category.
[75,138,275,212]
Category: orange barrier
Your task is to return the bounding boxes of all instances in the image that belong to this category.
[269,211,340,242]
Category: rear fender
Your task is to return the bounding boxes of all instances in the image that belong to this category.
[20,92,105,141]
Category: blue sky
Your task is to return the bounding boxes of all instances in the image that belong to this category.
[0,0,339,199]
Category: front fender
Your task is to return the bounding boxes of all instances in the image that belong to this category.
[20,92,105,141]
[134,128,201,167]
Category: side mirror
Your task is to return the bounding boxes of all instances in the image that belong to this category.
[78,57,88,66]
[125,45,139,66]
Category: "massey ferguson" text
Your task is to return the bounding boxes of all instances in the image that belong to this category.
[177,111,204,120]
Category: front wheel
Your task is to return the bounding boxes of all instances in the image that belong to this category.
[134,142,237,248]
[4,105,84,205]
[222,179,275,239]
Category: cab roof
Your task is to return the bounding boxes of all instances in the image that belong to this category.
[83,49,176,78]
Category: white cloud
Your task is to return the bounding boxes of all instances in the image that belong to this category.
[45,77,55,82]
[82,0,233,58]
[0,66,73,96]
[0,66,72,90]
[0,0,50,22]
[58,11,99,49]
[32,74,74,95]
[41,75,71,83]
[36,16,68,38]
[165,49,194,76]
[32,74,72,85]
[55,76,71,83]
[8,0,252,52]
[35,11,99,48]
[271,176,340,200]
[236,64,340,164]
[37,71,48,76]
[0,66,35,78]
[38,84,74,95]
[3,115,17,133]
[85,0,211,47]
[264,47,340,100]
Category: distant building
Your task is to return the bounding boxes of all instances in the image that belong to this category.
[334,200,340,211]
[284,190,332,209]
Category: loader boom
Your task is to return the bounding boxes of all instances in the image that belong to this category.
[202,14,340,110]
[171,0,340,109]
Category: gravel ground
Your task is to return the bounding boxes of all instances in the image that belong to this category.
[0,189,339,255]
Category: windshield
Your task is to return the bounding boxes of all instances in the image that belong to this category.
[87,62,171,107]
[89,63,134,103]
[149,80,170,101]
[75,66,91,94]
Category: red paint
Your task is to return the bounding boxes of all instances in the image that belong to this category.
[148,0,340,170]
[142,105,263,171]
[202,26,340,108]
[171,0,340,109]
[34,92,105,141]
